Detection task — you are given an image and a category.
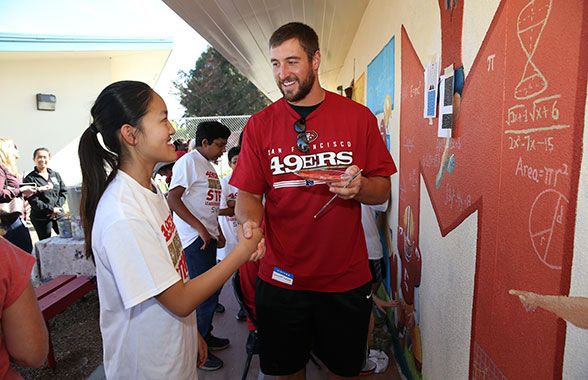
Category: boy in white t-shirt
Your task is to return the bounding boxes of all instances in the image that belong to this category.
[167,121,231,371]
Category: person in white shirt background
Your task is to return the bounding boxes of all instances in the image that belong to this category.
[167,121,233,371]
[216,146,246,319]
[217,146,240,260]
[78,81,264,379]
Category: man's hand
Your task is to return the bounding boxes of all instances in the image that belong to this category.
[327,165,363,200]
[196,333,208,368]
[241,220,260,239]
[199,229,213,250]
[217,229,226,249]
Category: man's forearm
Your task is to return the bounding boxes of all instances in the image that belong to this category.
[235,191,264,225]
[355,176,391,205]
[218,207,234,217]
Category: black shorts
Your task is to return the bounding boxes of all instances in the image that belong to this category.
[255,279,373,377]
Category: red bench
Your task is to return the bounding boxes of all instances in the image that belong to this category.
[35,275,96,369]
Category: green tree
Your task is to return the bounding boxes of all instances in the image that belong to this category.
[175,47,270,116]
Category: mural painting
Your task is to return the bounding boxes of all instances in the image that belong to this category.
[394,0,587,379]
[367,37,395,150]
[352,72,366,106]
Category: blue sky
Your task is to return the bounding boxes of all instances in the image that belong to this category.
[0,0,209,119]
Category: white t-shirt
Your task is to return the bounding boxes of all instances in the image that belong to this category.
[217,174,239,260]
[92,170,197,380]
[170,150,222,248]
[361,201,389,260]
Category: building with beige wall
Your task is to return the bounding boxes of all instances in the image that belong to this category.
[0,34,172,184]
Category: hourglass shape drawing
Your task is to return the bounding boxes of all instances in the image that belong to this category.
[515,0,553,100]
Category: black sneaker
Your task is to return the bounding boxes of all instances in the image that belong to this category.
[200,352,223,371]
[205,334,230,351]
[215,303,225,313]
[236,308,247,321]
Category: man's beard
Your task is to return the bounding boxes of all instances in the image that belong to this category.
[279,70,315,103]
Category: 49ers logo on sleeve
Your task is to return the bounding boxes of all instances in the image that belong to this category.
[161,214,175,241]
[270,151,353,175]
[161,213,189,282]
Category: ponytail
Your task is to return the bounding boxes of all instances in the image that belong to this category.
[78,124,119,258]
[78,81,153,259]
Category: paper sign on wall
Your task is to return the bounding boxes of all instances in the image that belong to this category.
[437,65,454,138]
[424,55,440,118]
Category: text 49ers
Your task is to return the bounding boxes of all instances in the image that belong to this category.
[270,151,353,175]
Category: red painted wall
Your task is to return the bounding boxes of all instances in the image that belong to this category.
[396,0,587,378]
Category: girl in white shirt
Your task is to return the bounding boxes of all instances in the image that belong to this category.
[78,81,264,379]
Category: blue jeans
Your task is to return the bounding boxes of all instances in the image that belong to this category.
[184,236,219,338]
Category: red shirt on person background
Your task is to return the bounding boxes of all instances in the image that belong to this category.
[175,150,187,160]
[0,238,36,380]
[231,91,396,292]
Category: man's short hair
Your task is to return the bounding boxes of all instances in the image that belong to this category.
[269,22,319,60]
[194,121,231,146]
[228,146,240,162]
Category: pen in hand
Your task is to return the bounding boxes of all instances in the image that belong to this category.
[313,169,363,219]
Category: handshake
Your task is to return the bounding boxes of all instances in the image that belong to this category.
[235,221,265,263]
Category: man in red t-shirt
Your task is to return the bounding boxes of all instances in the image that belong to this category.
[230,22,396,379]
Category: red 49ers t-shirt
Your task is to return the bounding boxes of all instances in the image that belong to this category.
[231,91,396,292]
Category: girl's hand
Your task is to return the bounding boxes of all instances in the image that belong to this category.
[217,230,226,249]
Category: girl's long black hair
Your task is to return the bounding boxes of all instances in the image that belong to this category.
[78,81,153,258]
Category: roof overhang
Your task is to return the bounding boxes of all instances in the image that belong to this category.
[0,33,173,61]
[162,0,369,101]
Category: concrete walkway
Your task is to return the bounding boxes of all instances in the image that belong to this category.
[87,279,402,380]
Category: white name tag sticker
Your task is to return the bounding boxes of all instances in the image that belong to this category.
[272,267,294,286]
